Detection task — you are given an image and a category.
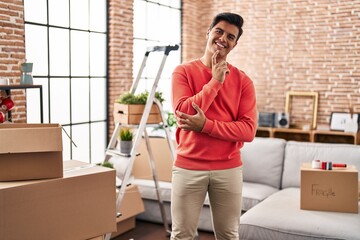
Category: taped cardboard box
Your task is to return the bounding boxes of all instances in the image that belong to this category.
[111,184,145,238]
[301,163,359,213]
[0,160,116,240]
[0,123,63,181]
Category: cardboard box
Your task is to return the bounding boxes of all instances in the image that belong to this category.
[111,184,145,238]
[0,160,117,240]
[300,163,359,213]
[133,137,176,182]
[113,103,162,124]
[87,236,104,240]
[0,123,63,181]
[113,217,136,236]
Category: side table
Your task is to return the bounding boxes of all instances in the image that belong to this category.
[0,85,43,123]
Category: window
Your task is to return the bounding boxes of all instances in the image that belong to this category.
[24,0,107,164]
[133,0,181,112]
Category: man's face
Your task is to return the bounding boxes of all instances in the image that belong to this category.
[206,20,239,58]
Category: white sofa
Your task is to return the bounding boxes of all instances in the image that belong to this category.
[239,139,360,240]
[128,137,360,239]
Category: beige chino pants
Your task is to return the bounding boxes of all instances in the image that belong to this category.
[170,166,243,240]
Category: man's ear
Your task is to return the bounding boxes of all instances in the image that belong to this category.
[206,28,210,38]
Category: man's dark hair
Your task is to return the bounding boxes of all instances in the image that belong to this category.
[209,12,244,41]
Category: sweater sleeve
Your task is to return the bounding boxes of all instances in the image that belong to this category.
[171,65,222,115]
[201,76,258,143]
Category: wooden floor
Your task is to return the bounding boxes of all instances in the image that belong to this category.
[112,220,215,240]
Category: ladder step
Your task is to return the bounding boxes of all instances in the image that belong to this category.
[115,176,134,188]
[106,149,140,158]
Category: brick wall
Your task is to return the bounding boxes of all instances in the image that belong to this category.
[182,0,360,128]
[108,0,134,135]
[0,0,26,122]
[1,0,359,131]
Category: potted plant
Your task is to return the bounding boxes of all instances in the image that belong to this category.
[119,127,133,154]
[98,161,114,169]
[116,91,164,105]
[113,90,165,124]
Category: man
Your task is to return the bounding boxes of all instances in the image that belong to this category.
[170,12,257,240]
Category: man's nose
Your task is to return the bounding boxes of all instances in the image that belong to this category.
[219,33,226,42]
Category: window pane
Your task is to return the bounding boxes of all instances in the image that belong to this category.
[133,39,159,80]
[24,0,47,24]
[90,78,106,121]
[156,0,181,8]
[146,3,160,40]
[133,39,148,79]
[49,27,70,76]
[27,77,49,123]
[90,0,106,32]
[62,126,71,161]
[158,78,172,112]
[25,25,48,76]
[162,46,181,78]
[158,0,180,7]
[72,124,90,163]
[26,87,42,123]
[71,30,89,76]
[70,0,89,30]
[71,78,89,123]
[134,0,147,39]
[49,0,69,27]
[171,1,181,8]
[90,33,106,76]
[167,8,181,43]
[158,0,168,5]
[91,122,106,164]
[145,50,166,79]
[50,78,70,124]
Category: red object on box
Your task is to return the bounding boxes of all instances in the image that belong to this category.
[0,112,4,123]
[0,97,14,111]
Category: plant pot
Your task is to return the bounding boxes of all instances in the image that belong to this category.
[120,140,133,155]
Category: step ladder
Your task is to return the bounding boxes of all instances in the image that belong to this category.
[103,45,179,240]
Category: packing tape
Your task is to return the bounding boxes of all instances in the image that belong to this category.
[311,160,321,169]
[64,164,97,173]
[318,161,333,170]
[326,162,332,170]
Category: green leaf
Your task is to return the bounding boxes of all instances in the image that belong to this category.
[119,127,133,141]
[115,91,165,104]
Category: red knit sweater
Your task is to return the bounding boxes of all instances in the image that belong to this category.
[171,59,258,170]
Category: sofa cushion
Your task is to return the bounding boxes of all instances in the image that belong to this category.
[242,182,279,211]
[133,179,213,206]
[133,179,173,202]
[239,188,360,240]
[282,141,360,188]
[242,137,286,189]
[136,198,214,232]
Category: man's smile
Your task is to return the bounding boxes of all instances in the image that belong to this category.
[215,41,227,49]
